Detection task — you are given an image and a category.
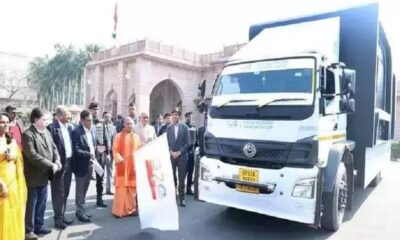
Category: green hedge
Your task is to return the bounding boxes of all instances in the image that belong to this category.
[391,141,400,160]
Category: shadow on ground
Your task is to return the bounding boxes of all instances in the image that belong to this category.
[42,173,385,240]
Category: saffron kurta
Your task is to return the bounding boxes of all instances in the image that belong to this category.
[0,137,27,240]
[112,132,141,217]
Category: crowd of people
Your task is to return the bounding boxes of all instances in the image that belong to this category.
[0,102,205,240]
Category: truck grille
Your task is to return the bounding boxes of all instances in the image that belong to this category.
[216,138,291,162]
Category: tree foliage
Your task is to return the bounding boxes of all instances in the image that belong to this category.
[28,44,102,111]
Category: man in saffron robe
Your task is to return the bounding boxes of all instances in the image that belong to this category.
[112,117,141,217]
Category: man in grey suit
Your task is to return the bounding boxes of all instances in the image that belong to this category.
[167,109,190,207]
[22,107,61,240]
[102,111,116,195]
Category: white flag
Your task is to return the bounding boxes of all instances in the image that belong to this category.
[134,134,179,230]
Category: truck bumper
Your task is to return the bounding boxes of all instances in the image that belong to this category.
[199,157,319,224]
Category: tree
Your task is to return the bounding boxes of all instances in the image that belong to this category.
[28,44,103,111]
[0,65,28,102]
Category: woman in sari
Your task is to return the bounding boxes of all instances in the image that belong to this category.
[0,113,27,240]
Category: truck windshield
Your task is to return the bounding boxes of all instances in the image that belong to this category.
[215,58,315,96]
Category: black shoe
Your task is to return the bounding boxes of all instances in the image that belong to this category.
[85,212,92,218]
[25,232,38,240]
[178,199,186,207]
[34,228,52,235]
[186,189,194,195]
[106,190,114,195]
[130,211,138,217]
[77,214,91,223]
[97,201,108,208]
[63,217,73,225]
[54,221,67,230]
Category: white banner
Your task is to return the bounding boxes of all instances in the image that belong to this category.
[134,134,179,230]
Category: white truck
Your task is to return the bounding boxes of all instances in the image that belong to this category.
[195,3,395,231]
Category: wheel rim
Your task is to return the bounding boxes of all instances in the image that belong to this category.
[337,171,347,222]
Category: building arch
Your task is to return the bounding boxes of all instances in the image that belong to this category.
[104,89,118,118]
[149,79,183,122]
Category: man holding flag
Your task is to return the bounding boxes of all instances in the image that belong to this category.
[112,117,141,217]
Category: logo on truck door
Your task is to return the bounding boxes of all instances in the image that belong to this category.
[243,143,257,158]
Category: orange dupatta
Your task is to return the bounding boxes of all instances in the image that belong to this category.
[116,132,135,179]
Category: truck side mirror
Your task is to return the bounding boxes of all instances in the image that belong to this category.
[198,79,206,98]
[196,79,207,113]
[197,100,206,113]
[341,69,356,96]
[339,69,356,113]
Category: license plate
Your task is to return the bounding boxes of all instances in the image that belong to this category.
[236,168,259,194]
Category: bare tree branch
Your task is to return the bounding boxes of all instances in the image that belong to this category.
[0,66,28,102]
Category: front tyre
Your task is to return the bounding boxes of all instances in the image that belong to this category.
[322,162,347,231]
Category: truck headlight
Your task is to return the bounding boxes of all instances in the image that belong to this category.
[292,178,316,199]
[200,164,213,182]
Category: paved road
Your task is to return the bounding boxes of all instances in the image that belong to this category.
[41,161,400,240]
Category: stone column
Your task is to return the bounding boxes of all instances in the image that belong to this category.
[136,94,150,116]
[132,57,150,115]
[92,65,101,105]
[98,66,105,113]
[116,61,124,115]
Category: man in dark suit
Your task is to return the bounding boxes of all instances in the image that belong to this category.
[167,109,190,207]
[184,112,197,195]
[47,106,74,229]
[22,107,61,240]
[154,114,164,137]
[159,113,171,136]
[194,120,206,200]
[72,110,97,222]
[102,111,117,195]
[197,125,206,158]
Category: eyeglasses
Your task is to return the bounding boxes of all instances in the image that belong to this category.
[0,121,9,124]
[142,116,149,119]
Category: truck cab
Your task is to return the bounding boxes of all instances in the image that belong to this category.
[196,3,394,231]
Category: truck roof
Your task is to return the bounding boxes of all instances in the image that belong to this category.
[249,3,382,40]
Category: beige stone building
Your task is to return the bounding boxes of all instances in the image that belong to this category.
[84,39,244,125]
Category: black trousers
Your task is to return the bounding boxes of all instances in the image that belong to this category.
[186,149,195,191]
[25,185,48,233]
[50,157,73,222]
[96,152,106,201]
[171,158,187,200]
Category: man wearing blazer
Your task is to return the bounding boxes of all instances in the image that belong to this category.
[167,109,190,207]
[72,110,97,223]
[22,107,61,239]
[47,106,74,229]
[154,114,164,137]
[159,113,171,136]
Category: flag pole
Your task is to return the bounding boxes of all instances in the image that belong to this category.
[112,1,118,48]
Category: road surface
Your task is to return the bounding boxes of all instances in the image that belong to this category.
[41,160,400,240]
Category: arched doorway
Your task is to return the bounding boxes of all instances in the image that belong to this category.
[104,89,118,118]
[149,79,182,123]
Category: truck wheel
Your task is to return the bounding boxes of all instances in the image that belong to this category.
[322,162,347,231]
[369,171,382,187]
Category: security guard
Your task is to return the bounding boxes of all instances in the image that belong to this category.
[184,112,197,195]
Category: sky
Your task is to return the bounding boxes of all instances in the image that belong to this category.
[0,0,398,70]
